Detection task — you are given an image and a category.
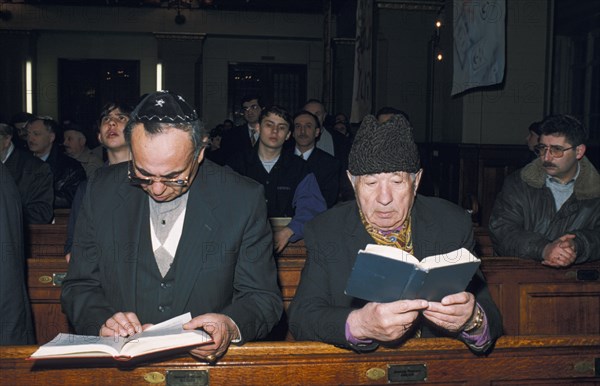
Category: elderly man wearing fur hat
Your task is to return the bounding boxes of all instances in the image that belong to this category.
[288,114,502,354]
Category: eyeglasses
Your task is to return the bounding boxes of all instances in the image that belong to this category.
[534,144,575,158]
[242,104,260,112]
[101,114,129,124]
[128,157,196,188]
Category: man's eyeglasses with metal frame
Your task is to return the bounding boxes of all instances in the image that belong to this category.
[534,144,575,158]
[128,159,193,188]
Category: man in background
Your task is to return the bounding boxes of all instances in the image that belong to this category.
[27,117,86,208]
[489,114,599,267]
[0,122,53,224]
[63,121,103,178]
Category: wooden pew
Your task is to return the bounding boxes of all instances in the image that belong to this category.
[1,336,599,385]
[25,223,600,344]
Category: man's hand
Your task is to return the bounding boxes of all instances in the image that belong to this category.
[184,313,240,362]
[542,234,577,267]
[422,292,476,333]
[346,299,428,342]
[273,227,294,253]
[100,312,146,337]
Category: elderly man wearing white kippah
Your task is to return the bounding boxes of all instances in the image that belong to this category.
[289,114,503,354]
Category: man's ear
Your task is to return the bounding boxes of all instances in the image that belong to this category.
[316,127,321,138]
[575,144,586,160]
[346,171,356,189]
[413,169,423,193]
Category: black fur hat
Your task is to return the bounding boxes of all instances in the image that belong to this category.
[348,114,420,175]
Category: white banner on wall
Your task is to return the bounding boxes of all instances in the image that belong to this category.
[452,0,506,96]
[350,0,373,123]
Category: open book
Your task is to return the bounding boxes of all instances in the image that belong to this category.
[28,313,212,361]
[345,245,481,303]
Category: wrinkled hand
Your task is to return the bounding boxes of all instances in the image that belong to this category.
[347,299,428,342]
[542,234,576,267]
[273,227,294,253]
[184,313,240,363]
[422,292,475,333]
[100,312,150,337]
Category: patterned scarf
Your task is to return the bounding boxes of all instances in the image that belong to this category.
[360,210,414,254]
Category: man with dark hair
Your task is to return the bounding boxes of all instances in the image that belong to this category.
[227,105,326,252]
[526,121,542,153]
[220,94,264,162]
[0,122,54,224]
[27,116,86,208]
[289,114,502,354]
[489,114,600,267]
[61,91,282,363]
[292,110,342,208]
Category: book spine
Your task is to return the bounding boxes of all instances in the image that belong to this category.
[401,268,427,300]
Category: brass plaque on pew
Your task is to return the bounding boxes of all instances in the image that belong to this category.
[166,370,208,385]
[387,364,427,383]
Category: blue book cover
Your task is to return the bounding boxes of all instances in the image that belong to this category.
[344,245,480,303]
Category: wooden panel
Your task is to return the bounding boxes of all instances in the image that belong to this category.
[27,258,71,344]
[481,257,600,336]
[1,336,598,385]
[519,283,600,335]
[25,224,67,259]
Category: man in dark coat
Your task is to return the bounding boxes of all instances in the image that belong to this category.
[61,91,282,363]
[26,117,86,208]
[288,114,502,354]
[0,163,35,345]
[1,123,53,224]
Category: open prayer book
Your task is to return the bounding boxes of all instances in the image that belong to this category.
[345,245,480,303]
[28,313,212,361]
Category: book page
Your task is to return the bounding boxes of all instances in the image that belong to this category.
[29,333,121,358]
[363,244,420,265]
[119,329,212,358]
[419,248,480,270]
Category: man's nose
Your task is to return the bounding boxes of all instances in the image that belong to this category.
[375,184,393,205]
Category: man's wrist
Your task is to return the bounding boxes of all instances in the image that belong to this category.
[462,304,484,333]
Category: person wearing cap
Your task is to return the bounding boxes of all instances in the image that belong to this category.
[61,91,283,363]
[288,114,502,354]
[489,115,600,267]
[62,121,104,179]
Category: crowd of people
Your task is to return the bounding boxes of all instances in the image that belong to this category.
[1,91,598,363]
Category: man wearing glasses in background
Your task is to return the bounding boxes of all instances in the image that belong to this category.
[489,114,600,267]
[61,91,282,363]
[219,94,264,163]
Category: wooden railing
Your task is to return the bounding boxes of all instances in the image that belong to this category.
[2,336,599,385]
[25,223,600,344]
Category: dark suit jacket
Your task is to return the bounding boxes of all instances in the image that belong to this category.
[288,196,502,353]
[45,145,87,209]
[304,148,342,208]
[0,163,35,344]
[220,124,255,163]
[61,160,283,341]
[4,146,54,224]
